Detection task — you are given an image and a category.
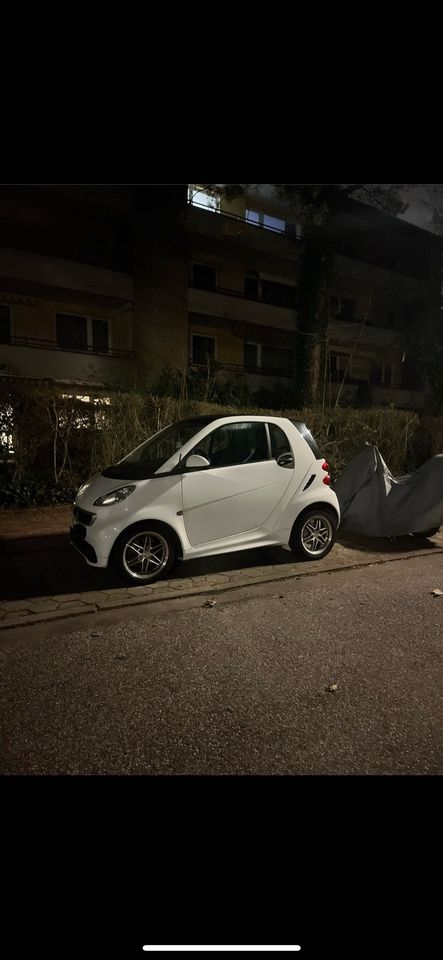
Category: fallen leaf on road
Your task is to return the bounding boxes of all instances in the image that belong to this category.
[430,589,443,596]
[203,599,216,607]
[325,683,338,693]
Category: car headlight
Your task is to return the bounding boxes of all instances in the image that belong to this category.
[93,485,136,506]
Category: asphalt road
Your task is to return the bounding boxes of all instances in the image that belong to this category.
[1,553,442,775]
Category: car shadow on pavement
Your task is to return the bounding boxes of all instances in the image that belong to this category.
[0,533,299,602]
[0,530,441,603]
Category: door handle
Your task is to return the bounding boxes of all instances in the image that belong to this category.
[276,452,294,468]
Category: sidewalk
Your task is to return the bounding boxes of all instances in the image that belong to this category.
[1,505,442,630]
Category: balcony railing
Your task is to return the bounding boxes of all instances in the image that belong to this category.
[189,280,297,310]
[187,201,304,242]
[0,334,134,360]
[189,359,294,379]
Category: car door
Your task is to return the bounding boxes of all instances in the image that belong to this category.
[181,421,294,545]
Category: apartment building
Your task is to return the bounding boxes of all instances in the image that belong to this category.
[0,186,135,389]
[1,184,441,410]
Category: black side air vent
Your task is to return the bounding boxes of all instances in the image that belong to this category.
[303,474,316,491]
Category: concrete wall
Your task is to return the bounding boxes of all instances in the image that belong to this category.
[187,205,301,264]
[1,296,133,350]
[0,343,134,386]
[133,196,189,384]
[0,247,133,301]
[188,287,296,332]
[189,320,244,366]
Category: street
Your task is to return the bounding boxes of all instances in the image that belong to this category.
[1,551,442,774]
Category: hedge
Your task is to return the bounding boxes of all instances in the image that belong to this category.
[0,379,441,507]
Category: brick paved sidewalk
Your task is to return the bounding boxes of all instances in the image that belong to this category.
[1,535,442,629]
[1,505,442,630]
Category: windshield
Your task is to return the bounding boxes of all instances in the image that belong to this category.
[102,419,213,480]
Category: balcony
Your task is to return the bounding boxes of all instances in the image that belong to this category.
[0,246,134,303]
[188,284,296,333]
[328,379,425,410]
[187,204,303,262]
[189,359,294,380]
[0,335,135,386]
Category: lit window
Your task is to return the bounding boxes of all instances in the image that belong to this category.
[245,209,285,232]
[188,185,220,212]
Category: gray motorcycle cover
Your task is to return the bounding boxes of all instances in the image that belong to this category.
[334,446,443,537]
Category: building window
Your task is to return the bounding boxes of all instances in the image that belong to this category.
[261,345,293,375]
[339,298,355,322]
[330,353,349,382]
[330,296,356,321]
[56,313,88,351]
[0,304,11,343]
[56,313,110,353]
[261,279,297,309]
[244,275,259,299]
[244,342,260,369]
[285,221,303,239]
[244,341,293,376]
[244,275,297,307]
[371,362,392,386]
[188,185,220,212]
[92,318,109,353]
[192,263,217,291]
[191,334,216,364]
[246,209,286,233]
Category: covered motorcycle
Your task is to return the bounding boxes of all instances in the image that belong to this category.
[333,446,443,538]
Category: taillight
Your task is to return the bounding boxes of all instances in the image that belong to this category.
[323,475,331,485]
[322,461,329,471]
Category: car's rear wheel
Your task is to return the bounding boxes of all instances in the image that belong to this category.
[411,527,440,539]
[290,508,337,561]
[113,522,177,583]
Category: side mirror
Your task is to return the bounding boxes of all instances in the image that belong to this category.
[276,452,294,468]
[185,454,211,469]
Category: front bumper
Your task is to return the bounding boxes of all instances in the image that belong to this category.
[70,524,98,565]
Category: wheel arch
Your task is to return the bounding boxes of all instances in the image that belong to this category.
[289,501,339,542]
[109,518,184,566]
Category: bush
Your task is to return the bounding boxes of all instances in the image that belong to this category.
[0,377,441,507]
[0,477,77,508]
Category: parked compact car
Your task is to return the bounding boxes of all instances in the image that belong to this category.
[71,415,340,583]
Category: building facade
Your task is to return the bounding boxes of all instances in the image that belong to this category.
[1,184,441,410]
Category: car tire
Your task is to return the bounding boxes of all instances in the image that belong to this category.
[411,527,440,539]
[112,522,177,584]
[289,508,337,561]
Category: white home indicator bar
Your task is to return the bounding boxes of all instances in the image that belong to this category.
[143,948,301,953]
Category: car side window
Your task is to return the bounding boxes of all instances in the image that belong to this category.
[268,423,292,460]
[191,422,269,468]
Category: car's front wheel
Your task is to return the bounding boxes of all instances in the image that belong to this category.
[290,508,337,561]
[112,522,177,583]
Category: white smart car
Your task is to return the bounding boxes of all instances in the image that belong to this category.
[71,415,340,583]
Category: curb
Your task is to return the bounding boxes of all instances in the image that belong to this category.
[1,544,442,631]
